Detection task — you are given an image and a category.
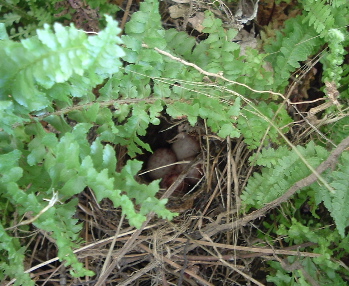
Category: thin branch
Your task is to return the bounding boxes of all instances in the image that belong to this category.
[120,0,133,33]
[142,44,285,100]
[99,214,125,278]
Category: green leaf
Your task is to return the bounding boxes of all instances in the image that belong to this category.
[315,152,349,237]
[124,0,166,49]
[102,144,117,176]
[166,102,200,126]
[0,225,33,285]
[217,123,240,138]
[0,23,9,40]
[0,101,29,134]
[241,142,329,210]
[86,15,125,77]
[60,175,86,196]
[0,16,124,111]
[0,151,23,183]
[265,15,322,91]
[227,97,241,117]
[44,115,73,134]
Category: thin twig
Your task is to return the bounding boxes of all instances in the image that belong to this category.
[99,214,125,278]
[226,136,232,234]
[142,44,284,100]
[118,260,160,286]
[120,0,133,33]
[139,243,215,286]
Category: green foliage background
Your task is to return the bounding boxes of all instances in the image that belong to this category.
[0,0,348,284]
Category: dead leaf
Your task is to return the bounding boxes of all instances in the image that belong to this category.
[188,12,205,32]
[171,0,190,3]
[169,4,189,19]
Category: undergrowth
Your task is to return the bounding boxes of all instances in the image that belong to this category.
[0,0,348,284]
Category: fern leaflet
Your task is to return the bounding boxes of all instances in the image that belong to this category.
[241,142,329,209]
[314,152,349,237]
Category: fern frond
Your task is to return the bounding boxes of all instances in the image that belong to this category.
[124,0,166,49]
[265,15,321,91]
[322,28,347,85]
[301,0,349,86]
[0,12,21,27]
[241,142,329,209]
[0,121,175,281]
[85,0,120,16]
[0,225,32,285]
[0,150,33,285]
[0,15,124,113]
[28,123,174,227]
[243,139,349,238]
[314,152,349,237]
[0,0,57,39]
[302,0,334,35]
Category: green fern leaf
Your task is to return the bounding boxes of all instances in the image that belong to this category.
[265,16,321,91]
[302,0,334,35]
[0,225,33,286]
[0,15,124,112]
[0,12,21,29]
[165,29,196,59]
[0,150,42,285]
[322,28,347,85]
[241,142,329,209]
[110,101,160,157]
[124,0,166,49]
[250,146,290,168]
[0,101,29,134]
[314,152,349,237]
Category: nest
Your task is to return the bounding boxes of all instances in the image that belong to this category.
[21,113,284,286]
